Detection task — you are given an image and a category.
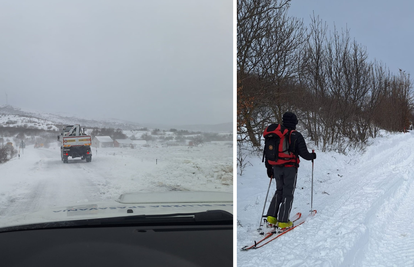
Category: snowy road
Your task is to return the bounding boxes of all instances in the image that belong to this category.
[238,131,414,266]
[0,143,232,225]
[0,148,106,217]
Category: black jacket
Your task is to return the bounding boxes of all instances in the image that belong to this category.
[289,131,315,161]
[265,128,315,176]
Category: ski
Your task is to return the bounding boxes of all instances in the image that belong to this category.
[241,210,317,251]
[241,212,302,251]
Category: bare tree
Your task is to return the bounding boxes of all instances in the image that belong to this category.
[238,0,309,147]
[237,0,291,77]
[298,14,329,146]
[259,10,308,122]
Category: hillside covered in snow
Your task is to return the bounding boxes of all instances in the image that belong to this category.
[0,105,232,133]
[0,105,232,152]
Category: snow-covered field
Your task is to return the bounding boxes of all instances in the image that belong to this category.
[0,142,232,223]
[238,131,414,266]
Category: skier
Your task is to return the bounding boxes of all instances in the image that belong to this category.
[264,112,316,229]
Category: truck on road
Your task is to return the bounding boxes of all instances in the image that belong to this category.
[58,125,92,163]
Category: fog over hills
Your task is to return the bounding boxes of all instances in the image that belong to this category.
[0,105,232,133]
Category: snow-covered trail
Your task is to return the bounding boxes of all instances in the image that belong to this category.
[238,131,414,266]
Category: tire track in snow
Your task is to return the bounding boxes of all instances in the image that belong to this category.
[0,178,48,217]
[356,155,414,266]
[0,148,104,218]
[336,133,414,266]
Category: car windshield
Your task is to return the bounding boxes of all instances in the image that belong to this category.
[0,0,232,230]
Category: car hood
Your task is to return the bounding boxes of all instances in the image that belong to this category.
[0,191,233,230]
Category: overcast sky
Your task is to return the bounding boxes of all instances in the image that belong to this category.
[288,0,414,80]
[0,0,233,125]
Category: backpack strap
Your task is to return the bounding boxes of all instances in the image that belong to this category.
[288,130,299,167]
[262,147,265,163]
[287,129,294,153]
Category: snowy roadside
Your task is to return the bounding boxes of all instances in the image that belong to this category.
[86,142,233,199]
[237,131,414,266]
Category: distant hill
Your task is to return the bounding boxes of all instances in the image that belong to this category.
[0,105,232,133]
[169,123,232,133]
[0,105,142,130]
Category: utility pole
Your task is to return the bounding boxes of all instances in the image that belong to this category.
[20,140,25,154]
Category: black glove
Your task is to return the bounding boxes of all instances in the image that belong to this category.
[312,152,316,160]
[267,166,273,178]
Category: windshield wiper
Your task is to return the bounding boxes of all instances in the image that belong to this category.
[0,210,232,233]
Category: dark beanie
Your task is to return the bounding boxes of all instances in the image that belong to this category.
[282,112,298,130]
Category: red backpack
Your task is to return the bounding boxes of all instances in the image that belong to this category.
[262,124,299,167]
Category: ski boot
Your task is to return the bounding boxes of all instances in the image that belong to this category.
[266,216,277,228]
[277,220,293,231]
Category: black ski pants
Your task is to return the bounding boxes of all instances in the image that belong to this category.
[266,166,298,223]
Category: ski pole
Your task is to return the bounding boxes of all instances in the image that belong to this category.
[258,177,273,232]
[310,149,314,212]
